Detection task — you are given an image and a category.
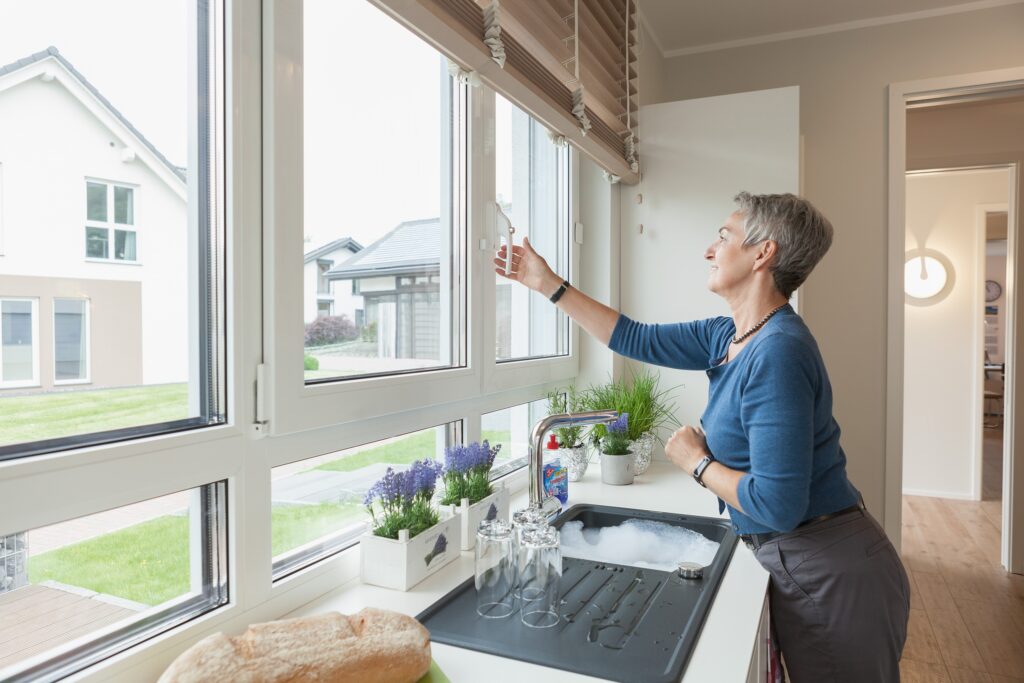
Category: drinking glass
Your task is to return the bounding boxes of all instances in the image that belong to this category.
[519,525,561,628]
[511,507,548,599]
[475,519,516,618]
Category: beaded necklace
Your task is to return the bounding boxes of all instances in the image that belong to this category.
[731,303,788,345]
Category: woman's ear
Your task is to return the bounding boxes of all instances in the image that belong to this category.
[752,240,778,271]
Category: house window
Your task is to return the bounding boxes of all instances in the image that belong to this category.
[271,422,459,580]
[482,396,552,479]
[302,0,464,383]
[0,483,228,679]
[317,301,331,317]
[316,260,331,294]
[53,299,89,383]
[84,181,138,262]
[0,298,38,387]
[495,95,571,362]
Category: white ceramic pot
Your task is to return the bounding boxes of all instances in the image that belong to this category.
[600,450,635,486]
[446,483,511,551]
[359,508,462,591]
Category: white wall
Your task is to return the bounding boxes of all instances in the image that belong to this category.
[302,246,360,324]
[903,168,1010,499]
[618,87,800,456]
[0,72,188,386]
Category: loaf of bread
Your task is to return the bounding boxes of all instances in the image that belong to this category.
[158,608,431,683]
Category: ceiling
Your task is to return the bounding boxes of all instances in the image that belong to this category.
[639,0,1022,55]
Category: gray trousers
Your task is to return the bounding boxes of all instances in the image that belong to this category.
[750,506,911,683]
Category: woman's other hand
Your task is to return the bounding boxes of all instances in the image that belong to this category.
[665,425,710,473]
[494,236,562,297]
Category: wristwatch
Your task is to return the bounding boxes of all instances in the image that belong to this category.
[549,279,570,304]
[692,454,715,488]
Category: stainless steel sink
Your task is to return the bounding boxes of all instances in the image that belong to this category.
[416,504,738,683]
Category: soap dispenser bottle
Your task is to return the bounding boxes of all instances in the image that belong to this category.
[543,433,569,506]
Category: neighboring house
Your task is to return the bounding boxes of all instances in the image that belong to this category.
[302,237,363,324]
[0,47,187,393]
[327,218,442,360]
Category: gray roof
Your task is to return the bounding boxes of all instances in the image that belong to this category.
[303,237,364,264]
[0,47,185,182]
[327,218,441,280]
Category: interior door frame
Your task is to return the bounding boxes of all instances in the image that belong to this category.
[888,67,1024,572]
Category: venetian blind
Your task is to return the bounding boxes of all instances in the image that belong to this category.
[379,0,641,181]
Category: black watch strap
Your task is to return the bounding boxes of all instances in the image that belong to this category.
[549,279,570,304]
[692,454,715,488]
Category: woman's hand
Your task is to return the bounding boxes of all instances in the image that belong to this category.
[494,236,562,297]
[664,425,710,473]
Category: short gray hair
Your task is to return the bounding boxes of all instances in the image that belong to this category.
[734,192,834,298]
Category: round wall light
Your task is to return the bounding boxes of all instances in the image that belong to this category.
[904,248,954,305]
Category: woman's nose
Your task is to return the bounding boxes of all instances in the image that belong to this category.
[704,243,716,260]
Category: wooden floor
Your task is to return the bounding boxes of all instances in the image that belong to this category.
[0,584,137,672]
[900,430,1024,682]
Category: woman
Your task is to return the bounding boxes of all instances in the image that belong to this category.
[495,192,910,682]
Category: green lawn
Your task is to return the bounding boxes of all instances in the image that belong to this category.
[28,502,365,606]
[313,430,439,472]
[0,383,189,447]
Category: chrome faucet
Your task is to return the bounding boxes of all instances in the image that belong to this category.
[529,410,619,518]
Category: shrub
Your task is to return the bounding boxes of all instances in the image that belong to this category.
[304,315,358,346]
[304,355,319,371]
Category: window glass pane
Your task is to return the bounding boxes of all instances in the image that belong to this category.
[114,229,136,261]
[85,227,109,259]
[0,2,223,456]
[0,484,226,678]
[495,95,570,362]
[54,299,87,381]
[113,186,134,225]
[1,300,34,382]
[271,423,454,578]
[303,0,460,382]
[86,182,107,222]
[482,397,551,474]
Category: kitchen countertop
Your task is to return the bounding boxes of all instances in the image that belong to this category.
[285,461,770,682]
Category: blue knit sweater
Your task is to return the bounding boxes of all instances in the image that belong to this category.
[608,305,861,534]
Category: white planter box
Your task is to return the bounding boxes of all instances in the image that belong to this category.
[446,484,511,551]
[359,509,462,591]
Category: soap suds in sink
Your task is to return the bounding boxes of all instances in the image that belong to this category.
[559,519,720,571]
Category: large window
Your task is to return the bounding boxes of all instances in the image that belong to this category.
[0,298,38,388]
[495,95,571,363]
[85,181,137,262]
[0,0,224,458]
[53,299,89,383]
[0,484,227,681]
[483,397,553,479]
[271,423,458,580]
[302,0,463,382]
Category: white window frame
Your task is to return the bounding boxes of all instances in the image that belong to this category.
[84,179,140,264]
[0,297,40,389]
[264,4,579,436]
[52,297,91,386]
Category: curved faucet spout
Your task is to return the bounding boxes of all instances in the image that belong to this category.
[529,410,619,517]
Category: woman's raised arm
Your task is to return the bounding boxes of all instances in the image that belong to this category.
[494,236,619,345]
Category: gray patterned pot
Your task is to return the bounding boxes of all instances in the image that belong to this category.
[629,431,656,475]
[561,445,590,482]
[600,450,634,486]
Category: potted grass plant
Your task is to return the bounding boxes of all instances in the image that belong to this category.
[599,413,634,485]
[360,459,461,591]
[583,369,679,475]
[440,441,510,550]
[546,386,591,482]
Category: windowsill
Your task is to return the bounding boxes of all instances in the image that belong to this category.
[53,379,92,386]
[84,258,143,266]
[0,381,41,390]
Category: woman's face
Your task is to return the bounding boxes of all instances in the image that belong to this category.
[705,211,758,295]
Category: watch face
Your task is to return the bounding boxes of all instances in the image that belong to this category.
[986,280,1002,302]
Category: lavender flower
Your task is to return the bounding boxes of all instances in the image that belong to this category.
[440,441,502,505]
[608,413,629,434]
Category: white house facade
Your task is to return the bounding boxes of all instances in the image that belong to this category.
[0,48,187,393]
[302,237,362,324]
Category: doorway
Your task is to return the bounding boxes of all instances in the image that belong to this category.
[888,70,1024,574]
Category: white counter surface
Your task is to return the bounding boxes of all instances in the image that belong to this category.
[286,462,769,682]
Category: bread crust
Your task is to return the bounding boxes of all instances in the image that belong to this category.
[158,608,431,683]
